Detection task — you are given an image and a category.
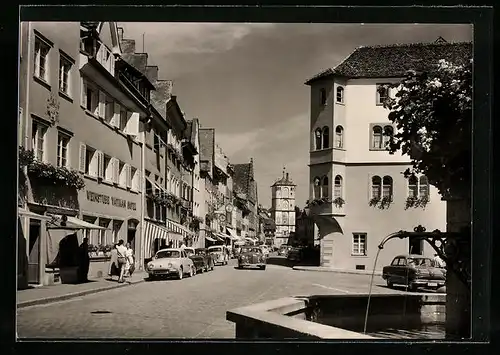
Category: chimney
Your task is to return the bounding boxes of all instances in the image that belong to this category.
[145,65,159,83]
[120,39,136,54]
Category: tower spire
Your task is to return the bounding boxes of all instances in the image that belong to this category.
[283,166,286,178]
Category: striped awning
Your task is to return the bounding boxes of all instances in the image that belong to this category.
[166,219,192,237]
[215,232,229,240]
[144,221,169,258]
[205,236,216,242]
[226,227,240,240]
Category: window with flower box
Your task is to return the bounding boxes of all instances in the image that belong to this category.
[57,132,70,168]
[31,120,47,162]
[334,175,343,199]
[34,35,51,82]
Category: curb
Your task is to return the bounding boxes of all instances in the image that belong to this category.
[17,277,147,309]
[292,266,382,276]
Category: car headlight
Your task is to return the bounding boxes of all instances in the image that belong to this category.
[147,263,153,270]
[168,263,173,268]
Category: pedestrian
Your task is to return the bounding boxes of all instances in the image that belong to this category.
[433,253,446,268]
[116,239,128,283]
[78,237,90,282]
[108,243,119,280]
[124,242,135,278]
[180,240,186,251]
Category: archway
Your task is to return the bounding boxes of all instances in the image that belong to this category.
[308,214,343,267]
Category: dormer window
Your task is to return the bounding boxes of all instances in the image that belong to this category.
[336,86,344,103]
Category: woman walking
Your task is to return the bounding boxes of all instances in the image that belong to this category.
[108,243,119,280]
[124,242,135,278]
[116,240,128,283]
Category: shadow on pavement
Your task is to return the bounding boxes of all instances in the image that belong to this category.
[265,256,295,268]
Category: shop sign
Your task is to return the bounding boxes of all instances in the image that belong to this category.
[86,190,137,211]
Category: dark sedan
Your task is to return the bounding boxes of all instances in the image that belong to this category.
[237,246,266,270]
[194,248,215,272]
[382,254,446,292]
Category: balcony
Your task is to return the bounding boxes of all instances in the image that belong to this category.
[80,37,115,77]
[181,199,191,210]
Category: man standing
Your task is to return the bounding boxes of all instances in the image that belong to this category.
[116,240,128,283]
[78,237,90,282]
[433,253,446,268]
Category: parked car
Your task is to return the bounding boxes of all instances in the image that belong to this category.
[286,247,302,262]
[237,246,266,270]
[146,248,196,280]
[279,245,292,256]
[195,248,215,272]
[382,254,446,291]
[208,245,229,265]
[184,247,206,274]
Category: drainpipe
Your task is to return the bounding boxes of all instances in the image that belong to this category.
[139,129,146,270]
[23,22,31,149]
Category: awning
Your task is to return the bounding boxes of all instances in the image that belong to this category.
[166,219,193,237]
[146,176,167,193]
[18,208,52,221]
[144,220,169,258]
[226,227,240,240]
[46,215,109,230]
[205,236,216,242]
[216,232,229,240]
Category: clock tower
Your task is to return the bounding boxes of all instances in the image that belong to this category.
[270,168,296,247]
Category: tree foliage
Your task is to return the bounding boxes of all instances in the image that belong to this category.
[381,59,472,199]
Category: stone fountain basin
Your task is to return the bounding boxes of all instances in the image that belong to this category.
[226,293,445,339]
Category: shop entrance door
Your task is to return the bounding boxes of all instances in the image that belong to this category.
[28,219,41,284]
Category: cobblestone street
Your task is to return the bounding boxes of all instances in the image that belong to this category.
[17,258,399,339]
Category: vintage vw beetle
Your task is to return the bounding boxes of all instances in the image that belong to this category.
[237,246,266,270]
[146,248,196,280]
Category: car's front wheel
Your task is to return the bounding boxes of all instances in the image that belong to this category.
[386,279,393,288]
[178,267,183,280]
[260,265,266,270]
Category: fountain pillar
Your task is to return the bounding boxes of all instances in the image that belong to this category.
[445,197,471,340]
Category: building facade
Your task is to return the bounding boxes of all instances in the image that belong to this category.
[304,40,471,271]
[233,159,259,240]
[270,169,296,247]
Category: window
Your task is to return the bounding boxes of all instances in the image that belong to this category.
[321,176,329,198]
[31,121,47,161]
[34,36,50,82]
[120,107,128,131]
[372,125,383,149]
[314,128,322,150]
[335,125,344,148]
[84,81,99,115]
[320,88,327,105]
[382,176,393,198]
[59,55,72,95]
[83,216,96,243]
[336,86,344,103]
[419,176,430,199]
[371,176,382,199]
[84,147,97,176]
[408,175,418,198]
[131,167,139,191]
[119,162,127,187]
[57,133,69,167]
[112,220,123,244]
[322,127,329,149]
[334,175,343,199]
[103,154,112,182]
[383,126,393,147]
[352,233,367,256]
[98,218,110,245]
[376,84,390,105]
[105,96,114,123]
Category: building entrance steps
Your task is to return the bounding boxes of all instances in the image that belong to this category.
[17,271,149,308]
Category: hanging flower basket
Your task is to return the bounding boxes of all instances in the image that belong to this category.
[27,160,85,190]
[404,196,429,210]
[19,146,35,167]
[369,196,392,210]
[332,197,345,208]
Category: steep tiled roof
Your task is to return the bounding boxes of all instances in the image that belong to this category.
[305,41,472,84]
[233,162,257,204]
[199,128,215,164]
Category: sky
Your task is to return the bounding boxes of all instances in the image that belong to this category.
[118,23,472,209]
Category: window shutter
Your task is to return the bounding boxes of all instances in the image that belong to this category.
[112,103,120,127]
[111,158,117,183]
[126,164,132,188]
[80,78,86,107]
[109,54,115,76]
[96,43,103,63]
[98,91,106,118]
[125,112,139,136]
[79,143,86,173]
[98,151,105,179]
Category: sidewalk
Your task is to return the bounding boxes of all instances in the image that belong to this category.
[292,265,382,276]
[17,271,149,308]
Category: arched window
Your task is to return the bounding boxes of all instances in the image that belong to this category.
[276,187,281,199]
[313,177,321,199]
[334,175,343,199]
[283,187,289,197]
[382,176,393,198]
[283,213,289,225]
[408,175,418,197]
[335,125,344,148]
[383,125,394,147]
[372,126,383,149]
[322,126,329,149]
[321,176,329,198]
[315,128,322,150]
[371,176,382,199]
[336,86,344,103]
[419,176,430,199]
[320,88,327,105]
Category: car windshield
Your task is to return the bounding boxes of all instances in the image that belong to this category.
[156,250,180,259]
[241,247,261,254]
[195,249,206,255]
[408,258,433,267]
[185,249,194,256]
[210,247,222,252]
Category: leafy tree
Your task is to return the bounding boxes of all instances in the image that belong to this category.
[380,58,472,199]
